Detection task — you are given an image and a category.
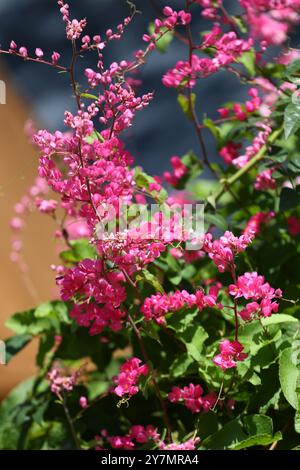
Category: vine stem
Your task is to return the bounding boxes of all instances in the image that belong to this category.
[61,395,81,450]
[127,313,172,442]
[69,40,101,223]
[211,127,283,204]
[185,0,218,178]
[230,266,239,341]
[0,49,68,71]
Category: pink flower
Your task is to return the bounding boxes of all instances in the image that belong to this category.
[243,211,275,237]
[35,48,44,58]
[219,142,241,165]
[213,340,248,370]
[202,231,254,272]
[233,122,272,168]
[105,425,160,450]
[141,288,218,325]
[113,358,149,398]
[287,216,300,236]
[168,383,217,414]
[159,437,200,450]
[254,169,276,191]
[47,365,79,396]
[10,217,24,231]
[229,272,282,319]
[79,396,88,408]
[19,47,28,58]
[51,51,61,65]
[35,198,57,214]
[163,156,188,187]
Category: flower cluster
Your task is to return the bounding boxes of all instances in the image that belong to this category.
[159,437,200,450]
[243,211,274,238]
[232,122,272,168]
[98,425,160,450]
[141,287,219,325]
[230,272,282,320]
[202,231,254,272]
[168,383,217,413]
[70,302,125,335]
[48,365,79,397]
[240,0,300,45]
[213,340,248,370]
[163,156,188,187]
[113,358,149,398]
[163,27,253,88]
[254,169,276,191]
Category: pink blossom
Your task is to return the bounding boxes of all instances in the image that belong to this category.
[35,48,44,58]
[141,288,219,325]
[254,169,276,191]
[19,47,28,58]
[202,231,254,272]
[168,383,217,414]
[47,365,79,396]
[79,396,88,408]
[51,51,61,65]
[233,122,272,168]
[113,357,149,398]
[213,340,248,370]
[35,198,57,214]
[287,216,300,236]
[243,211,275,237]
[219,142,241,165]
[105,425,160,450]
[159,437,200,450]
[163,156,188,187]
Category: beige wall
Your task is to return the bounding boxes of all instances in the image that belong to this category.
[0,72,58,398]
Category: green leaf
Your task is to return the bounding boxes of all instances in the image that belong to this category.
[5,334,32,363]
[279,187,300,211]
[6,301,70,336]
[177,93,196,120]
[148,23,174,53]
[205,213,227,231]
[170,353,194,377]
[279,347,300,410]
[180,325,208,362]
[238,50,256,76]
[284,102,300,139]
[203,117,222,144]
[201,415,280,450]
[85,129,104,144]
[81,93,99,100]
[60,238,97,264]
[201,418,247,450]
[142,321,162,345]
[136,269,164,294]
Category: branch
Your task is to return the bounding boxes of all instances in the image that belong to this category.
[127,313,172,442]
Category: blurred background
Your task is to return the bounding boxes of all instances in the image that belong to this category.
[0,0,246,398]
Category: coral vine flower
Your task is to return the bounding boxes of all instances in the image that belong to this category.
[113,358,149,398]
[168,383,217,414]
[213,340,248,370]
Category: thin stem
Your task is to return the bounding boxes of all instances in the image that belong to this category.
[0,49,68,71]
[230,265,239,341]
[69,40,101,222]
[61,395,81,450]
[185,0,218,178]
[127,313,172,442]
